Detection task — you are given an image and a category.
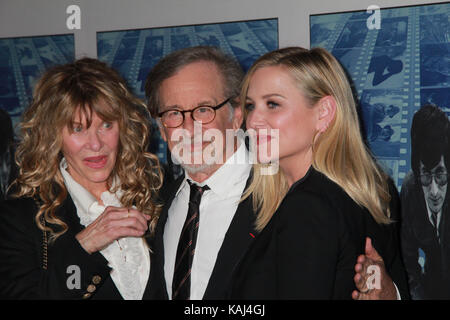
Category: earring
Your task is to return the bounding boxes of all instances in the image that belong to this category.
[312,122,330,153]
[321,122,330,132]
[311,130,320,153]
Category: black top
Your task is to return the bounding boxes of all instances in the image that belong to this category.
[0,196,152,299]
[229,167,410,299]
[401,171,450,299]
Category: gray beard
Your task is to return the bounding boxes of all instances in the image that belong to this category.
[170,149,217,175]
[181,162,216,175]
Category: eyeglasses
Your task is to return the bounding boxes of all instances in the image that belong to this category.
[158,98,230,128]
[419,172,448,187]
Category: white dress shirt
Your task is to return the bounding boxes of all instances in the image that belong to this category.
[164,141,251,300]
[60,158,150,300]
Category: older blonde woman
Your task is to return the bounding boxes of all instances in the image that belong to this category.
[0,58,162,299]
[229,47,409,299]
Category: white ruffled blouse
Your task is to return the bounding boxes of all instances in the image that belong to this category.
[60,158,150,300]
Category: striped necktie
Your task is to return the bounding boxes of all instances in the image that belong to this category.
[172,180,209,300]
[431,211,439,238]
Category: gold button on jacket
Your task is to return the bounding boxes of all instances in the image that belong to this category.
[87,284,96,293]
[92,275,102,285]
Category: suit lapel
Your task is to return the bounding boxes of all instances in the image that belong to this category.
[203,175,256,299]
[55,194,84,234]
[144,174,185,299]
[147,171,256,300]
[54,195,127,299]
[60,194,157,300]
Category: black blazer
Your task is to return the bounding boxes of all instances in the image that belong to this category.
[229,167,410,300]
[401,171,450,299]
[147,173,256,300]
[0,196,152,299]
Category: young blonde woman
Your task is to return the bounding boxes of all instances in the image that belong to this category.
[229,47,409,299]
[0,58,162,299]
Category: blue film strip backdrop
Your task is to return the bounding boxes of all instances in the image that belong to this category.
[0,34,75,133]
[311,3,450,191]
[97,18,278,163]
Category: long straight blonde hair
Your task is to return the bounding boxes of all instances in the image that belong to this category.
[241,47,391,231]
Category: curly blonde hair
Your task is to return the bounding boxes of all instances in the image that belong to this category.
[13,58,163,241]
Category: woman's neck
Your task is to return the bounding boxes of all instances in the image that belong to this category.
[68,172,109,203]
[279,150,313,188]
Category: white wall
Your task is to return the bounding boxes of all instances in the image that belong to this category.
[0,0,446,58]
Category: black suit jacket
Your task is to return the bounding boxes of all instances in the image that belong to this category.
[401,171,450,299]
[229,168,410,299]
[147,173,256,300]
[0,196,152,299]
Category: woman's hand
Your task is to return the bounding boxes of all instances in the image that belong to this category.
[75,206,151,254]
[352,237,397,300]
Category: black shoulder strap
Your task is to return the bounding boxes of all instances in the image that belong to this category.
[41,215,48,270]
[34,197,48,271]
